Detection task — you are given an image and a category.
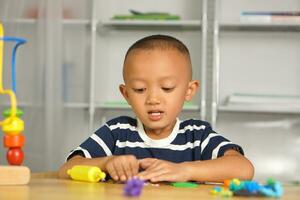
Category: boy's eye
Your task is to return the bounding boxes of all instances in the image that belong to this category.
[133,88,146,93]
[162,87,175,92]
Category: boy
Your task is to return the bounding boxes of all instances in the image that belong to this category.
[59,35,254,183]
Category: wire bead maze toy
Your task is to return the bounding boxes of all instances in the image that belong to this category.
[0,22,30,185]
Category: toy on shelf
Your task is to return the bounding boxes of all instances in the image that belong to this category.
[67,165,106,183]
[123,178,145,197]
[0,22,30,185]
[211,178,284,198]
[113,9,180,20]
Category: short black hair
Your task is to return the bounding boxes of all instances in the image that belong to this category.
[124,34,191,63]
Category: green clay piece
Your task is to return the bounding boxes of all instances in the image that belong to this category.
[2,108,24,117]
[171,182,198,188]
[267,178,275,186]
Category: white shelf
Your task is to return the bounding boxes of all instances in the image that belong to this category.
[220,21,300,31]
[0,102,33,107]
[1,18,37,25]
[219,94,300,114]
[2,19,90,26]
[95,102,200,111]
[218,105,300,114]
[100,20,201,29]
[1,103,90,109]
[64,102,89,108]
[63,19,90,26]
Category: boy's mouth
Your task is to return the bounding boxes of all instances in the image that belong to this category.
[148,111,163,121]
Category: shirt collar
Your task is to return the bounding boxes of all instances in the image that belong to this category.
[136,117,180,147]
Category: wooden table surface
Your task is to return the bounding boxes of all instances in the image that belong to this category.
[0,173,299,200]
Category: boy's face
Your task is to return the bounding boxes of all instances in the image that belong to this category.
[120,49,199,138]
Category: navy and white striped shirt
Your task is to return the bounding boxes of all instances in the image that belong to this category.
[67,116,243,162]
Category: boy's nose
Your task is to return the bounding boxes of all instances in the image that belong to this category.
[146,91,160,105]
[146,97,160,105]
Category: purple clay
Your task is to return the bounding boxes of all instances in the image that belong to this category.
[123,178,145,197]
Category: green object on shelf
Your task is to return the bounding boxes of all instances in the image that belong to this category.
[171,182,198,188]
[183,101,197,109]
[103,101,130,108]
[2,108,24,117]
[112,9,180,20]
[113,15,180,20]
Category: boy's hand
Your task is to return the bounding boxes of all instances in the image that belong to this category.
[105,155,139,181]
[137,158,191,182]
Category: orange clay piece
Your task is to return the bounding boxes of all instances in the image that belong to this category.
[224,179,231,187]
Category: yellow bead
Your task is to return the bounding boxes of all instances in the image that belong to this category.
[67,165,106,183]
[2,117,24,134]
[210,190,218,195]
[232,178,241,185]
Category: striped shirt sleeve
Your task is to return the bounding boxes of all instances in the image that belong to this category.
[67,124,115,160]
[200,124,244,160]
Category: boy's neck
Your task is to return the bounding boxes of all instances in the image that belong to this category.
[144,128,172,140]
[142,120,177,140]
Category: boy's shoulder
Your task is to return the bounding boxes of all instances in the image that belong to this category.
[106,116,137,127]
[179,118,212,129]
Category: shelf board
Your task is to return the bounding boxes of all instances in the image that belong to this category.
[220,21,300,32]
[1,19,90,26]
[0,102,33,107]
[1,19,37,25]
[218,105,300,114]
[1,103,89,109]
[95,101,200,111]
[63,19,90,26]
[63,102,89,108]
[100,19,201,29]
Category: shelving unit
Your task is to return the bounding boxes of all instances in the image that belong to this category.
[64,102,89,109]
[210,0,300,181]
[88,0,208,131]
[218,105,300,114]
[2,19,91,26]
[94,101,200,111]
[212,1,300,120]
[220,21,300,31]
[101,19,202,28]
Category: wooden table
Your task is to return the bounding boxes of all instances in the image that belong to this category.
[0,173,299,200]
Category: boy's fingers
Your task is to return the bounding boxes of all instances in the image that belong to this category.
[106,163,119,181]
[150,173,175,183]
[120,159,132,180]
[141,159,161,172]
[113,161,126,181]
[130,159,139,176]
[139,158,156,169]
[138,168,165,181]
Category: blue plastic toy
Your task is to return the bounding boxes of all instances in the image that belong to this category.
[211,178,283,198]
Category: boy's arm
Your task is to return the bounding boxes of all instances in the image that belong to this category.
[185,149,254,182]
[138,149,254,183]
[58,154,140,181]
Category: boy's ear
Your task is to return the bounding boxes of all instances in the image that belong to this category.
[119,84,130,104]
[185,80,199,101]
